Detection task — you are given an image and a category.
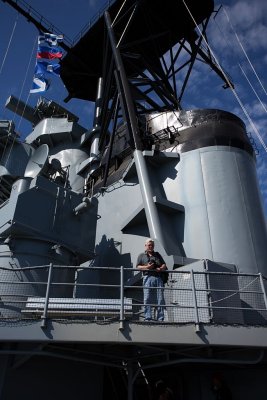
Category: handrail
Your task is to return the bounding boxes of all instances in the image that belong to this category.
[41,263,53,328]
[0,265,266,328]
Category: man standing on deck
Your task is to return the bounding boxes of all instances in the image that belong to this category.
[136,239,167,321]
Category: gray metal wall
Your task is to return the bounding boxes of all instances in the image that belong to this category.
[93,144,267,275]
[167,146,267,274]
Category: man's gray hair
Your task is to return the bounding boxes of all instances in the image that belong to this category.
[145,238,154,244]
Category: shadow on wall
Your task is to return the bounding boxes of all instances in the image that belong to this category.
[76,234,131,298]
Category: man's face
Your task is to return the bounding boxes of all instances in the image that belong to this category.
[145,241,154,251]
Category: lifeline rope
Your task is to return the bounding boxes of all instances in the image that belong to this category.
[171,274,260,308]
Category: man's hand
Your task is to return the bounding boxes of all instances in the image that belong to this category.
[147,261,155,269]
[156,264,167,272]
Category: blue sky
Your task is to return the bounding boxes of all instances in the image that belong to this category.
[0,0,266,218]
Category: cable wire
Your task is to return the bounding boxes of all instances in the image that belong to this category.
[182,0,267,153]
[0,35,37,175]
[213,14,267,117]
[239,63,267,115]
[16,36,38,131]
[0,13,18,76]
[222,5,267,97]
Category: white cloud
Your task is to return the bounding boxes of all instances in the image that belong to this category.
[227,1,267,50]
[225,0,267,32]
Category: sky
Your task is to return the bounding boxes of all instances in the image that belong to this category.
[0,0,266,218]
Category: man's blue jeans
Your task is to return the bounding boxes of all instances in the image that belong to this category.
[143,275,165,321]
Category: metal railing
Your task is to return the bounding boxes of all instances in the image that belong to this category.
[0,264,267,329]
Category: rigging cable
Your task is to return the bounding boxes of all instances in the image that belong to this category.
[1,35,37,173]
[116,4,137,48]
[239,63,267,115]
[16,35,38,130]
[212,14,267,117]
[0,13,19,124]
[182,0,267,153]
[0,13,19,167]
[0,13,18,76]
[112,0,127,27]
[222,5,267,97]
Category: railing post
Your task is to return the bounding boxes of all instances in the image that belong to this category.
[190,269,200,332]
[41,263,53,329]
[259,273,267,312]
[119,265,125,330]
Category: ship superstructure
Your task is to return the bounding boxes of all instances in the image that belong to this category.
[0,1,266,399]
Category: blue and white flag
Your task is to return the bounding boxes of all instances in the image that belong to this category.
[30,31,63,94]
[30,76,50,93]
[35,61,61,76]
[38,32,63,47]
